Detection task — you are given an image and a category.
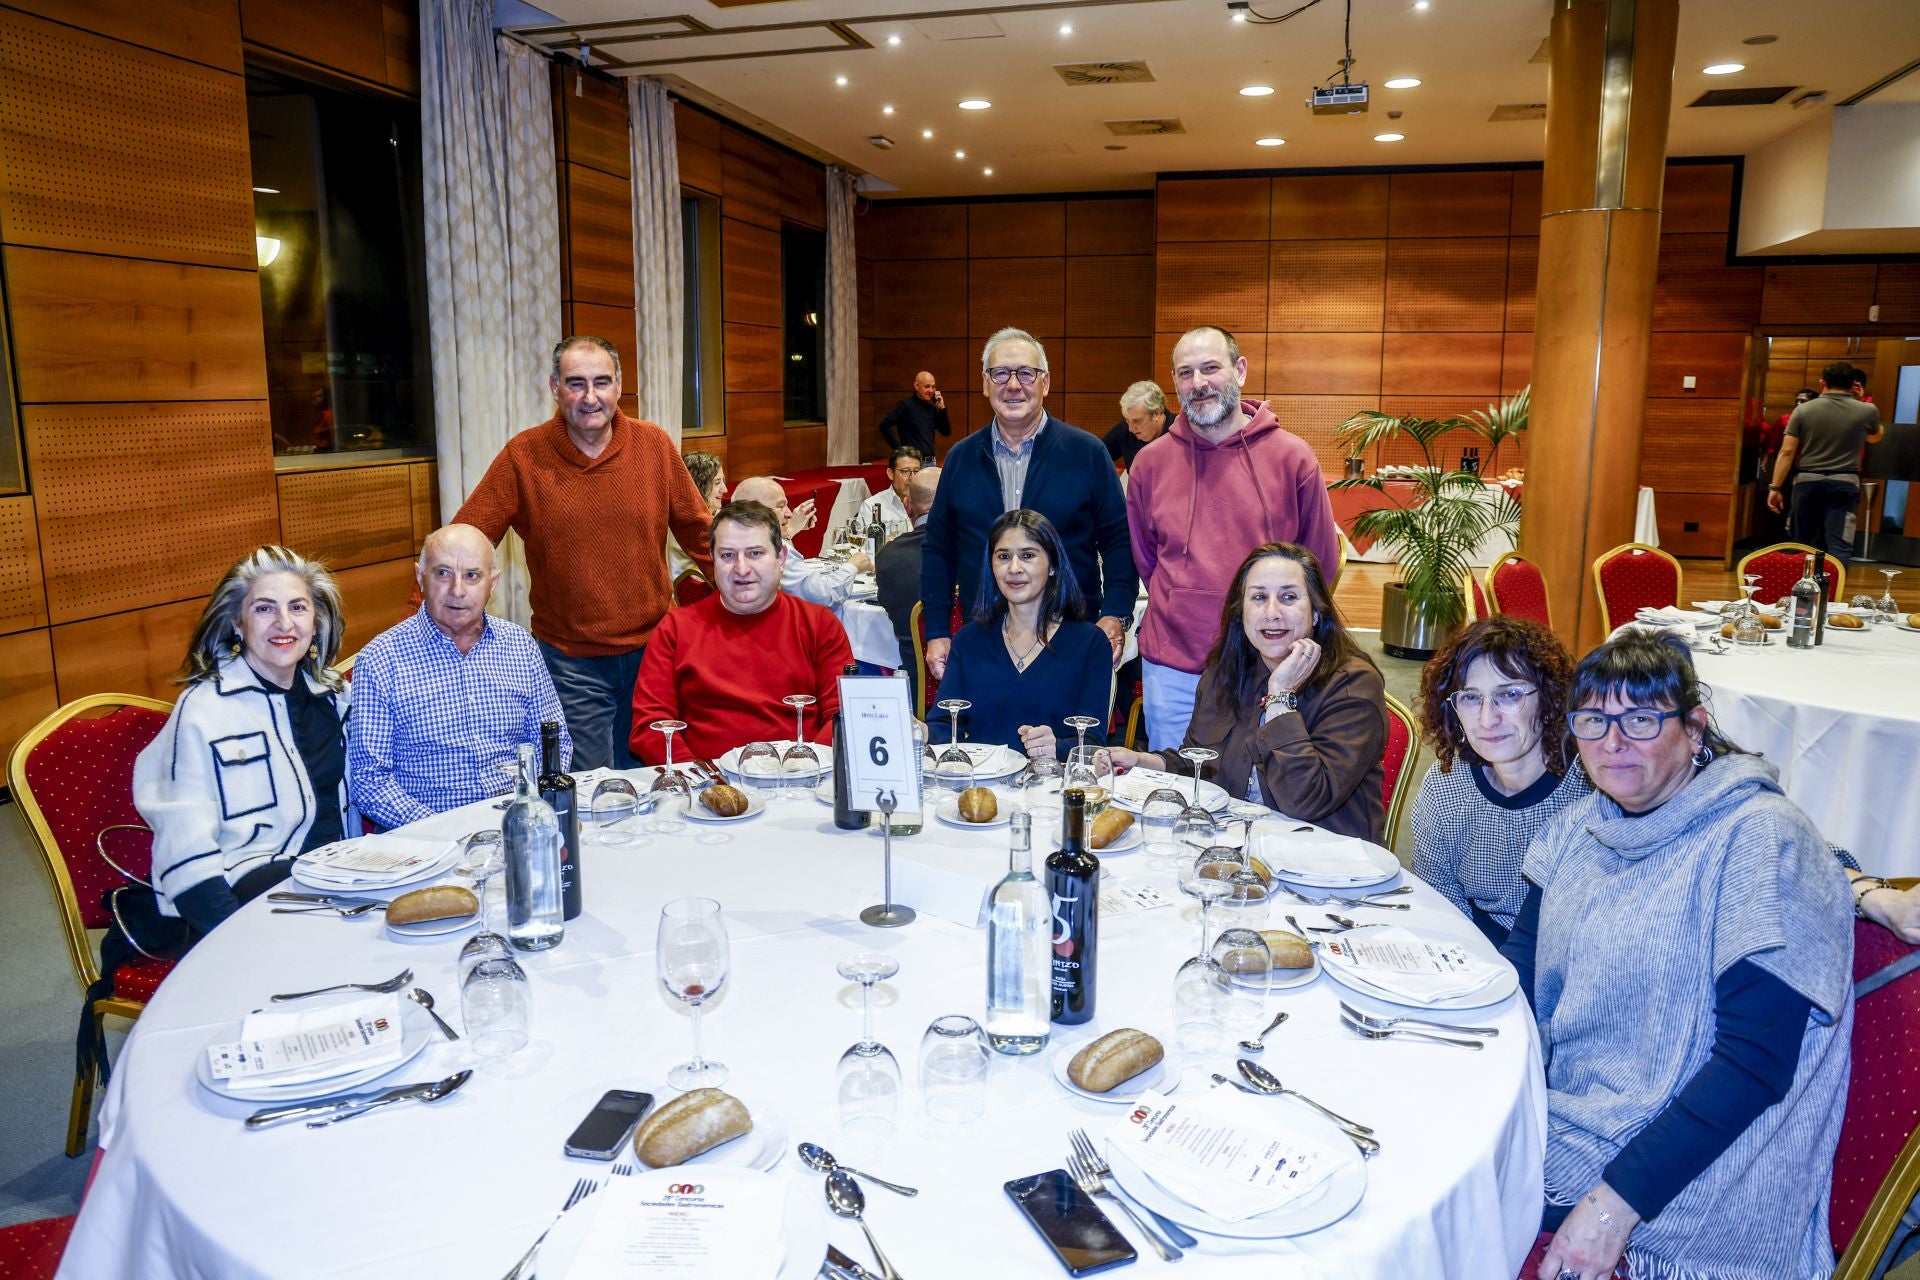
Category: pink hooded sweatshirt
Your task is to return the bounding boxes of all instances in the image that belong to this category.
[1125,398,1341,674]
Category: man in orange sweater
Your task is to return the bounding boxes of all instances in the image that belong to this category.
[631,500,852,765]
[456,336,713,769]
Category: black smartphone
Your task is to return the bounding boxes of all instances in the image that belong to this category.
[564,1089,654,1160]
[1004,1169,1138,1276]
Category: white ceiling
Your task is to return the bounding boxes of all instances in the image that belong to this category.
[508,0,1920,199]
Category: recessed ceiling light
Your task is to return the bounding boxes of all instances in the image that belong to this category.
[252,185,279,194]
[921,129,934,139]
[1058,23,1073,34]
[955,150,966,159]
[1374,132,1405,142]
[882,105,894,115]
[886,34,901,45]
[1412,1,1429,9]
[983,167,994,175]
[1239,85,1275,97]
[1384,77,1422,89]
[1703,62,1744,75]
[1255,136,1285,147]
[958,98,991,110]
[835,76,848,86]
[1231,10,1246,20]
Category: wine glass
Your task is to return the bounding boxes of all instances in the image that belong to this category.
[1210,927,1273,1035]
[1142,787,1191,872]
[935,698,974,793]
[1881,569,1903,623]
[1020,757,1064,842]
[457,831,510,979]
[1179,847,1238,956]
[649,720,691,833]
[1063,746,1113,817]
[586,777,643,847]
[1731,582,1764,646]
[1175,746,1218,823]
[836,953,902,1159]
[1064,715,1101,758]
[461,955,531,1057]
[657,897,730,1089]
[1850,592,1879,623]
[781,695,821,798]
[1219,802,1274,930]
[918,1015,991,1137]
[737,740,784,804]
[1172,954,1230,1055]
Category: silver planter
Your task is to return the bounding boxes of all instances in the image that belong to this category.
[1380,582,1450,660]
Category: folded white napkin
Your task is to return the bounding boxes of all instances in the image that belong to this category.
[562,1169,785,1278]
[295,836,456,887]
[1263,831,1378,881]
[1321,926,1505,1003]
[1637,605,1712,625]
[211,993,407,1088]
[1105,1085,1342,1222]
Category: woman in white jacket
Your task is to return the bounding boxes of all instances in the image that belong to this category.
[134,546,354,937]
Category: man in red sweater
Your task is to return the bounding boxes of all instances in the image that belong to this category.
[456,336,713,770]
[631,500,852,764]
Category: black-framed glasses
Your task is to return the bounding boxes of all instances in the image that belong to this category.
[1445,686,1537,716]
[985,365,1042,387]
[1565,707,1685,741]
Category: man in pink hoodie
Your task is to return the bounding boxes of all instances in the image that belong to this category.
[1126,326,1340,750]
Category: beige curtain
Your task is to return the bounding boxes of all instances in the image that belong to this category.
[420,6,561,624]
[825,166,861,464]
[629,78,684,442]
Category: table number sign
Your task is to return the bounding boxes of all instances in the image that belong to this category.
[839,673,921,926]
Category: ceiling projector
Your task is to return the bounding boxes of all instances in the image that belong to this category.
[1310,82,1369,113]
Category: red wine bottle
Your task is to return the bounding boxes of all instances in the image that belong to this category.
[539,721,581,920]
[1046,789,1098,1025]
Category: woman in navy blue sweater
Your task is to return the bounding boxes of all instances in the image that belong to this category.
[932,510,1111,761]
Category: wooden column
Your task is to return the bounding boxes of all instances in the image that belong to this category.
[1524,0,1678,650]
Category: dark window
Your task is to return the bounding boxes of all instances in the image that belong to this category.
[247,68,433,461]
[782,224,827,423]
[681,193,723,433]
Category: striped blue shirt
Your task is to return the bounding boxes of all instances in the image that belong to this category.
[347,609,570,829]
[988,416,1046,512]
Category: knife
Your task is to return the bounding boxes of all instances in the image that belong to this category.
[267,891,386,910]
[824,1245,875,1280]
[244,1070,469,1130]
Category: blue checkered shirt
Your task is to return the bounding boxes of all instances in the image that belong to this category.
[347,609,570,829]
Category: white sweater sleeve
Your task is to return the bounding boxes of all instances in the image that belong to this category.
[132,689,231,914]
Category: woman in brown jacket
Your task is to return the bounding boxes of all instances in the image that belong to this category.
[1107,542,1387,841]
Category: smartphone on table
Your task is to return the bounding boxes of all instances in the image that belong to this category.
[564,1089,654,1160]
[1004,1169,1137,1275]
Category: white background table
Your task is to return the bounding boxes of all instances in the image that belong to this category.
[1693,622,1920,874]
[61,785,1545,1280]
[1345,482,1659,566]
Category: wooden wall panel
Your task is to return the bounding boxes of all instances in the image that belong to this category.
[1501,332,1533,395]
[968,257,1065,338]
[1379,332,1503,395]
[1065,254,1153,336]
[1760,264,1879,326]
[381,0,417,93]
[1876,265,1920,324]
[1388,171,1512,238]
[858,203,968,259]
[566,302,638,392]
[1652,234,1762,331]
[560,73,630,178]
[1268,241,1386,332]
[869,339,972,398]
[721,128,783,231]
[1156,332,1268,397]
[335,557,417,657]
[722,393,784,478]
[565,164,635,309]
[969,202,1065,257]
[278,465,414,570]
[0,10,254,267]
[1660,163,1734,235]
[1638,400,1740,492]
[723,323,782,394]
[1267,395,1379,471]
[1270,175,1388,240]
[409,462,436,550]
[1263,333,1381,395]
[26,401,278,623]
[1156,242,1267,333]
[1061,394,1121,432]
[0,629,58,756]
[1157,178,1268,242]
[52,595,204,703]
[1063,338,1153,394]
[1385,238,1508,331]
[1646,332,1747,400]
[779,150,825,229]
[722,218,781,325]
[0,496,48,635]
[784,424,827,471]
[675,103,722,196]
[6,248,267,402]
[1509,169,1542,234]
[241,0,386,84]
[1376,396,1499,468]
[1066,198,1154,255]
[868,258,967,337]
[6,0,242,71]
[1652,491,1730,559]
[1506,237,1539,331]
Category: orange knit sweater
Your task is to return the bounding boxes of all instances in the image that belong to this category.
[454,411,714,656]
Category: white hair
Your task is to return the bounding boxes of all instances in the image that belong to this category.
[979,327,1049,374]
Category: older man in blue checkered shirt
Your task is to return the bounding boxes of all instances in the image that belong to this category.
[348,524,569,829]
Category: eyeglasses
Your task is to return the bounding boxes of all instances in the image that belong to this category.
[1445,686,1537,716]
[1565,707,1685,741]
[985,366,1042,387]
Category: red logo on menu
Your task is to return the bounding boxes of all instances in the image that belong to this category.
[667,1183,705,1195]
[1128,1107,1150,1124]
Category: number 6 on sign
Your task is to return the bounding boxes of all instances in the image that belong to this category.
[839,675,922,816]
[869,737,889,767]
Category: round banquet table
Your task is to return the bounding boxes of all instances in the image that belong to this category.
[1693,621,1920,875]
[60,782,1545,1280]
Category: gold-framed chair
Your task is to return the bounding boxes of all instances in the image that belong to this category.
[673,568,714,607]
[1484,550,1552,628]
[1736,541,1845,605]
[1381,691,1419,849]
[1591,541,1682,632]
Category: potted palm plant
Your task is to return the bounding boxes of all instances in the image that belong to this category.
[1330,388,1528,659]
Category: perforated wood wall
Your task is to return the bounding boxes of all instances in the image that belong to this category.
[0,495,48,635]
[279,466,416,570]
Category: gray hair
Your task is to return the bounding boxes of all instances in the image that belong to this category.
[550,335,622,381]
[980,327,1049,374]
[1119,381,1166,414]
[182,546,346,691]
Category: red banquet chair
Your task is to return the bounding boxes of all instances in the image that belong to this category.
[7,694,177,1156]
[1591,542,1682,632]
[0,1214,76,1279]
[1484,550,1552,629]
[1463,570,1490,623]
[1380,692,1417,847]
[673,568,715,607]
[1832,902,1920,1280]
[1737,541,1845,607]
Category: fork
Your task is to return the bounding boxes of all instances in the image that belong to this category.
[1069,1127,1197,1250]
[1341,1015,1485,1050]
[1339,1002,1500,1038]
[270,901,383,918]
[270,968,413,1002]
[1065,1151,1183,1262]
[501,1176,599,1280]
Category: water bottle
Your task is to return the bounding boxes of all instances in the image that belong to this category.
[503,742,564,951]
[1788,553,1820,650]
[1046,789,1099,1025]
[985,811,1052,1055]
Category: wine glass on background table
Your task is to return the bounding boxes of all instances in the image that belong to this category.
[836,953,902,1160]
[781,695,821,801]
[1734,582,1764,647]
[657,897,730,1089]
[1882,569,1904,623]
[649,720,691,833]
[1064,746,1113,819]
[934,699,974,793]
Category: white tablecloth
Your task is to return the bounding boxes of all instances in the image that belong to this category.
[1349,484,1658,566]
[1694,622,1920,874]
[824,478,872,539]
[62,792,1545,1280]
[838,599,903,669]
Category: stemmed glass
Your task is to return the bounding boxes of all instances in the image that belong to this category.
[737,741,784,804]
[1851,592,1880,623]
[1219,801,1274,930]
[781,695,821,798]
[935,698,974,792]
[1734,582,1764,647]
[1175,746,1218,821]
[1210,927,1274,1035]
[1064,716,1101,758]
[649,720,691,833]
[586,777,643,847]
[836,953,902,1158]
[1179,846,1239,957]
[919,1015,991,1136]
[457,831,510,980]
[657,897,730,1089]
[1064,746,1113,816]
[1881,569,1903,624]
[1172,954,1230,1055]
[1142,787,1192,872]
[1020,757,1065,841]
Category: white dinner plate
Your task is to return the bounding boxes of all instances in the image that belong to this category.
[1048,1031,1178,1104]
[927,741,1028,782]
[934,794,1013,829]
[1089,820,1144,856]
[290,849,461,897]
[1111,770,1232,815]
[194,999,434,1103]
[1896,622,1920,634]
[682,791,768,823]
[646,1107,787,1172]
[1102,1095,1367,1239]
[1316,923,1520,1011]
[720,742,830,782]
[541,1167,827,1280]
[385,912,480,941]
[1260,831,1400,888]
[1236,943,1320,993]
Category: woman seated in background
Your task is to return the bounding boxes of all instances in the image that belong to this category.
[1505,631,1850,1280]
[1412,616,1586,945]
[932,509,1111,762]
[668,451,727,582]
[133,546,354,939]
[1107,543,1386,841]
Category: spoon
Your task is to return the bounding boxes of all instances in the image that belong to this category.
[798,1141,919,1197]
[1238,1059,1374,1134]
[825,1170,902,1280]
[1208,1073,1379,1157]
[1326,914,1359,930]
[408,988,460,1041]
[1238,1010,1289,1052]
[1285,913,1338,936]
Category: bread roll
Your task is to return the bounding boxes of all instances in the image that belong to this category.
[1760,612,1783,630]
[386,885,477,926]
[1257,929,1315,970]
[1829,612,1864,629]
[957,786,998,823]
[633,1088,752,1168]
[1089,808,1134,849]
[1720,621,1734,639]
[1067,1029,1163,1093]
[1908,612,1920,629]
[699,784,749,817]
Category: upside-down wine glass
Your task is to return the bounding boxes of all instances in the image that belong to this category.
[1881,569,1903,624]
[935,698,974,792]
[1064,715,1101,758]
[781,695,821,800]
[649,720,690,833]
[1143,786,1192,873]
[586,777,643,847]
[836,953,903,1159]
[658,897,730,1089]
[1734,582,1764,647]
[457,832,512,981]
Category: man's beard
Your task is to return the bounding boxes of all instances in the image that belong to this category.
[1182,380,1241,429]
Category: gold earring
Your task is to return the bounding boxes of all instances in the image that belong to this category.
[229,640,242,657]
[308,643,319,661]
